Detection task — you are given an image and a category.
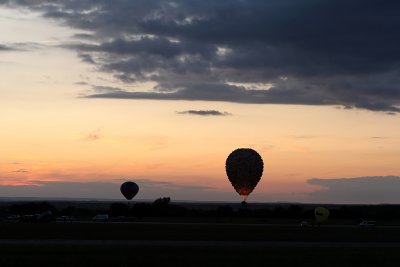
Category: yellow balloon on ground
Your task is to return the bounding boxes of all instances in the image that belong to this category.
[314,207,330,223]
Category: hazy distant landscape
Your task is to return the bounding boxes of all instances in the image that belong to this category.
[3,198,400,221]
[3,199,400,233]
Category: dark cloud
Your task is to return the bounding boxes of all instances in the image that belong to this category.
[86,82,337,106]
[78,53,95,64]
[91,85,124,94]
[177,110,231,116]
[0,177,307,202]
[13,169,29,173]
[3,0,400,112]
[0,180,124,199]
[0,44,13,51]
[72,33,97,40]
[308,176,400,204]
[0,42,44,51]
[75,81,88,86]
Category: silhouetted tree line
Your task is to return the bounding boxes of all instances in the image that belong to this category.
[3,200,400,221]
[110,197,192,218]
[8,202,58,215]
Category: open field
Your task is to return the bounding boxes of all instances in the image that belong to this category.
[1,221,400,242]
[1,243,400,267]
[3,201,400,266]
[2,221,400,266]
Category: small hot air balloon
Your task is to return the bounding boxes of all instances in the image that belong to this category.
[314,207,330,224]
[120,181,139,200]
[225,148,264,202]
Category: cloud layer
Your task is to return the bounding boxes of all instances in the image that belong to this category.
[0,179,223,201]
[3,1,400,112]
[177,110,231,116]
[308,176,400,204]
[0,42,41,51]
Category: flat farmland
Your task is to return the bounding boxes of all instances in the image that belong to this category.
[0,242,400,267]
[2,222,400,266]
[1,222,400,242]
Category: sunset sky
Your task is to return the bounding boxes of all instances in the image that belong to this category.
[1,1,400,204]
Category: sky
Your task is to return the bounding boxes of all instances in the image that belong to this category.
[1,0,400,204]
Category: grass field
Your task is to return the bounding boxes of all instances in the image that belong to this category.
[2,222,400,266]
[1,244,400,267]
[1,222,400,242]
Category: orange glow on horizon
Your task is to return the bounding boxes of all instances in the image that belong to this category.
[2,99,400,200]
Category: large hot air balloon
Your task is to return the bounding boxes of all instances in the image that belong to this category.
[314,207,330,224]
[225,148,264,202]
[120,181,139,200]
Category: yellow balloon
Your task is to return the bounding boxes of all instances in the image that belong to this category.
[314,207,330,223]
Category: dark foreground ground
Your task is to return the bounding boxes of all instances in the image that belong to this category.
[1,222,400,266]
[3,200,400,266]
[2,243,400,267]
[2,221,400,241]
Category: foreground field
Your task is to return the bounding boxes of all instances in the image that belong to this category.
[1,222,400,242]
[1,243,400,267]
[2,222,400,266]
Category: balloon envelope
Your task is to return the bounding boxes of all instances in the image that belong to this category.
[225,148,264,201]
[120,181,139,200]
[314,207,330,223]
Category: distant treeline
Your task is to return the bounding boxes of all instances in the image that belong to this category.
[2,198,400,221]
